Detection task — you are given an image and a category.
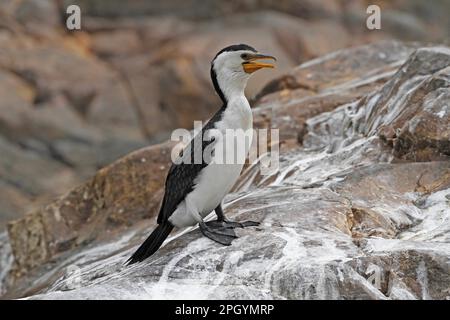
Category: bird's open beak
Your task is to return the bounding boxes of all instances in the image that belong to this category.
[242,53,277,74]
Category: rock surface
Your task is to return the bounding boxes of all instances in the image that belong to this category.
[1,0,450,232]
[1,41,449,299]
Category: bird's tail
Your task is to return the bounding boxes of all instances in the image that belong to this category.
[126,223,174,265]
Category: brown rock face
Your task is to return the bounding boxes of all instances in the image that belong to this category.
[369,49,450,161]
[0,19,149,230]
[1,41,449,299]
[7,142,174,280]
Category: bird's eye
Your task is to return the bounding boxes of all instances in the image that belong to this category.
[241,53,250,60]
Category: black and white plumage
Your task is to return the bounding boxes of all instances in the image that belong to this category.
[127,44,276,264]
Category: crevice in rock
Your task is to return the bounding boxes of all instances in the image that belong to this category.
[46,144,76,168]
[4,68,52,106]
[346,206,396,240]
[62,89,97,119]
[101,63,152,141]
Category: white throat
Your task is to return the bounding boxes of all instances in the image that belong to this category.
[216,68,249,103]
[216,69,252,129]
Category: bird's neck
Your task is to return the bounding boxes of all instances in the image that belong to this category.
[217,74,252,130]
[221,90,253,131]
[221,80,248,104]
[212,68,249,105]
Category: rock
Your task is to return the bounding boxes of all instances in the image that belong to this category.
[0,40,148,228]
[252,41,418,146]
[0,136,79,229]
[340,0,449,43]
[66,0,450,46]
[6,141,174,284]
[90,30,142,58]
[2,41,449,299]
[306,46,450,161]
[14,0,61,27]
[62,0,450,45]
[0,22,151,226]
[63,0,340,20]
[0,232,13,296]
[371,48,450,161]
[0,183,31,233]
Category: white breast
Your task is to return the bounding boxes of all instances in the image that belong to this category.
[193,95,253,213]
[220,95,253,130]
[169,95,253,228]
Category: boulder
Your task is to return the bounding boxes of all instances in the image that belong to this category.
[253,41,418,146]
[304,46,450,162]
[0,232,12,296]
[0,34,148,229]
[7,141,174,282]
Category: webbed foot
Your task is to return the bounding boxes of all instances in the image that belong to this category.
[215,219,260,229]
[199,222,237,246]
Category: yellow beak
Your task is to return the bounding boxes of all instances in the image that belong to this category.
[242,53,277,73]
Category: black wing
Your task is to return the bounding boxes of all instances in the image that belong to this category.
[157,106,225,224]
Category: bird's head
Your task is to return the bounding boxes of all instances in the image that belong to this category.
[211,44,276,102]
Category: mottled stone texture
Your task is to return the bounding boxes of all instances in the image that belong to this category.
[2,41,449,300]
[7,142,173,279]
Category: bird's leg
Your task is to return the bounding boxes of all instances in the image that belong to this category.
[207,204,260,229]
[186,198,236,246]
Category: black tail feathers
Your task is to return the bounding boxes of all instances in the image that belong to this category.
[126,223,174,265]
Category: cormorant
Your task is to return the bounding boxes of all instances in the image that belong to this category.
[127,44,276,264]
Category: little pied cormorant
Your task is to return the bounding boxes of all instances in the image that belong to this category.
[127,44,276,264]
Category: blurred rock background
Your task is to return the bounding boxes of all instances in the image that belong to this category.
[0,0,449,231]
